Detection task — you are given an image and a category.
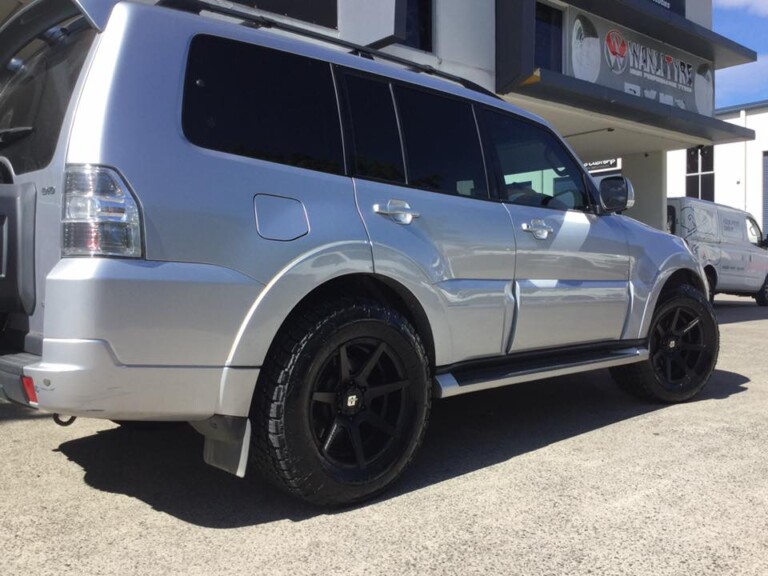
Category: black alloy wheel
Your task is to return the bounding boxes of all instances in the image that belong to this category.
[610,284,718,403]
[649,303,710,391]
[310,338,412,472]
[249,299,430,506]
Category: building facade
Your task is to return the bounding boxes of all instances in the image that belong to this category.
[668,101,768,230]
[1,0,756,230]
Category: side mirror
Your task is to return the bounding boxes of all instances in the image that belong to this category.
[599,176,635,213]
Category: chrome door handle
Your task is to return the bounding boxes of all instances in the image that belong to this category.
[521,219,553,240]
[373,200,420,225]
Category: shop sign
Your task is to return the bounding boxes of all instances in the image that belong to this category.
[585,158,620,173]
[567,10,713,116]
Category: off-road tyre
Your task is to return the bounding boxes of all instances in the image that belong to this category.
[249,298,431,506]
[754,275,768,306]
[610,284,719,403]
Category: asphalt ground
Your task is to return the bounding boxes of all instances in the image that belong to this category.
[2,294,767,576]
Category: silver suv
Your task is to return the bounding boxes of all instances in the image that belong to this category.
[0,0,719,505]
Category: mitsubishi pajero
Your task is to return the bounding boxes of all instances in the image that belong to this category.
[0,0,719,505]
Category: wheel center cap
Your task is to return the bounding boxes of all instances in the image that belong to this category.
[667,338,678,350]
[340,387,365,415]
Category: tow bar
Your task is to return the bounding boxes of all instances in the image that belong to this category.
[53,414,77,427]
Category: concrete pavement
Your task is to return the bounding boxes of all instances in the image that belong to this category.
[1,294,767,576]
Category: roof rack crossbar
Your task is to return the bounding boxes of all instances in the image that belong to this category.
[156,0,500,100]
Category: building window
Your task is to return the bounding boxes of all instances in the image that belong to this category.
[535,3,563,72]
[402,0,433,52]
[685,145,714,202]
[233,0,337,28]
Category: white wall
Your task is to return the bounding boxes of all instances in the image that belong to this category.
[623,151,668,230]
[666,148,687,197]
[686,0,712,28]
[719,108,768,226]
[714,111,749,212]
[383,0,496,90]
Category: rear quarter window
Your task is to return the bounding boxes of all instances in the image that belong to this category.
[182,35,344,175]
[338,71,405,184]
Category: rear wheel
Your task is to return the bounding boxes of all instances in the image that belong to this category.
[610,285,718,403]
[705,268,717,304]
[249,299,431,506]
[754,275,768,306]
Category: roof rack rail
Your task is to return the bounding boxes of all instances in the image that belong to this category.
[156,0,500,100]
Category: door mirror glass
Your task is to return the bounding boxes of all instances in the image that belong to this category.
[599,176,635,213]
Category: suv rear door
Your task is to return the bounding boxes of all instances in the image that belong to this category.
[340,70,517,363]
[479,108,631,352]
[0,2,96,352]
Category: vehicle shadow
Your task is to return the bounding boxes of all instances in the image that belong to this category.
[55,368,748,527]
[714,298,768,326]
[0,399,52,424]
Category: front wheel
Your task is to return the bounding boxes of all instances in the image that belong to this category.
[249,299,431,506]
[610,285,719,403]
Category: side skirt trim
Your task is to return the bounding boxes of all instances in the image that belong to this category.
[435,346,648,399]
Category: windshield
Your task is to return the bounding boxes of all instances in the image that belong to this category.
[0,18,95,175]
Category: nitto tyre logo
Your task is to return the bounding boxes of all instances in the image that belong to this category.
[604,29,628,74]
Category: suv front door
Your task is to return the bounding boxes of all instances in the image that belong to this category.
[480,108,630,352]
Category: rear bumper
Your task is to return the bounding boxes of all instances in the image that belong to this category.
[15,258,265,420]
[26,339,259,420]
[0,352,40,406]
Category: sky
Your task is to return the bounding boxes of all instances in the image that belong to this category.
[713,0,768,108]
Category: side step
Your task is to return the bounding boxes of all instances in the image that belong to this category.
[435,346,648,399]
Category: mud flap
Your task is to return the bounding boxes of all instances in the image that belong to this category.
[190,415,251,478]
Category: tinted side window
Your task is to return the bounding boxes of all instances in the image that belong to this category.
[481,108,589,211]
[394,86,488,198]
[183,35,343,175]
[340,72,405,183]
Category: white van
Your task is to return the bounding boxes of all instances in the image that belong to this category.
[667,197,768,305]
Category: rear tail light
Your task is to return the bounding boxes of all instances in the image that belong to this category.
[62,165,143,258]
[21,376,37,405]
